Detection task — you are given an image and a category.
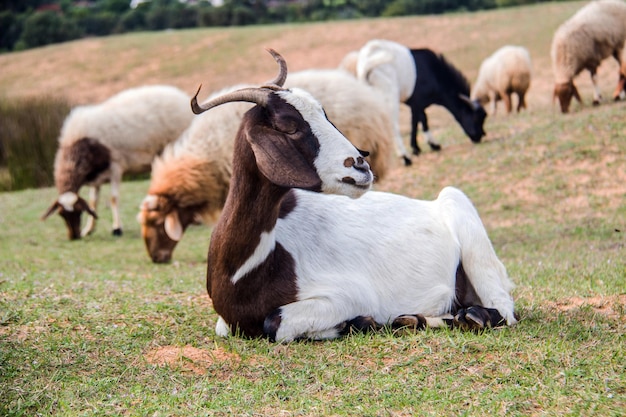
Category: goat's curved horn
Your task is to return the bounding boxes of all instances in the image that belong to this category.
[191,49,289,115]
[191,85,270,114]
[264,48,287,88]
[458,93,478,110]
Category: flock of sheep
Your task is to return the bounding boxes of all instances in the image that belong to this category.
[42,0,626,341]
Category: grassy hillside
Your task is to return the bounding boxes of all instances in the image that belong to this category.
[1,1,625,416]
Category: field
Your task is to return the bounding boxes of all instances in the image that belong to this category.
[1,1,625,415]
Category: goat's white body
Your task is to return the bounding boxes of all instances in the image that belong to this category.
[226,186,516,342]
[355,39,416,160]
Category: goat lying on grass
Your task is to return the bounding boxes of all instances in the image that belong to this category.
[195,49,516,342]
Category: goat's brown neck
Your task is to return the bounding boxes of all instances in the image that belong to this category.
[205,125,297,337]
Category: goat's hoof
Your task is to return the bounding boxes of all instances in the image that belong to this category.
[391,314,427,333]
[112,228,123,236]
[428,142,442,152]
[263,309,282,342]
[454,306,506,330]
[411,147,421,156]
[592,99,601,106]
[340,315,378,335]
[402,155,412,166]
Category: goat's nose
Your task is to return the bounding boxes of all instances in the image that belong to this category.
[344,156,370,172]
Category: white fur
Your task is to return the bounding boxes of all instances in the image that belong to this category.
[267,187,515,342]
[472,45,532,114]
[285,69,395,179]
[231,230,276,284]
[280,88,373,196]
[551,0,626,104]
[58,192,78,212]
[355,39,416,160]
[55,85,193,236]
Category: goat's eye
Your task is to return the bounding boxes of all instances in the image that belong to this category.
[274,117,299,134]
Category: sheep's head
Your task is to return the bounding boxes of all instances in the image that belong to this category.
[191,49,373,199]
[554,81,581,113]
[42,192,98,240]
[458,94,487,143]
[137,195,202,263]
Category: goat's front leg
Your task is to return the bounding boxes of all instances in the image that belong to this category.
[81,185,99,237]
[109,165,123,236]
[264,300,376,343]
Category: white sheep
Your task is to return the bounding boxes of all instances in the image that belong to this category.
[195,49,516,342]
[138,70,396,263]
[551,0,626,113]
[42,85,194,239]
[471,45,532,115]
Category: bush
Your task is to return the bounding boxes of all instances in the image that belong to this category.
[15,11,82,50]
[0,96,70,191]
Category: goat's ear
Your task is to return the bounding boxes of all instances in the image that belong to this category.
[246,126,321,190]
[164,211,183,242]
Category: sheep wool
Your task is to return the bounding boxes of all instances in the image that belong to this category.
[472,45,532,114]
[551,0,626,112]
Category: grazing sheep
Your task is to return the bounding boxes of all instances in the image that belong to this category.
[471,45,532,115]
[138,70,395,263]
[551,0,626,113]
[138,87,250,263]
[196,49,516,342]
[42,85,193,240]
[354,40,487,158]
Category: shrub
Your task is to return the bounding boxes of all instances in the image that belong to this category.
[0,96,70,191]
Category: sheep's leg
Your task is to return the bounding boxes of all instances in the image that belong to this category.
[110,165,123,236]
[590,70,602,105]
[491,92,500,115]
[264,300,377,342]
[613,75,625,100]
[503,93,512,114]
[517,92,527,112]
[81,186,99,237]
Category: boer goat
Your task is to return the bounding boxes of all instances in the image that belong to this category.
[355,40,487,157]
[195,49,516,343]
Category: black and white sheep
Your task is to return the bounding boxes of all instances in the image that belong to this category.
[471,45,532,115]
[137,70,396,263]
[43,85,194,240]
[551,0,626,113]
[195,49,516,342]
[353,39,487,159]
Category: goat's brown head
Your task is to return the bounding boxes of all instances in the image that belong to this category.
[554,80,581,113]
[191,49,373,199]
[42,192,98,240]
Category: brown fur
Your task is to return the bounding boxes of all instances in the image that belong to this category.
[149,155,231,225]
[54,137,111,193]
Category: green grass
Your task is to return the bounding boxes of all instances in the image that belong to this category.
[1,101,625,417]
[1,2,625,415]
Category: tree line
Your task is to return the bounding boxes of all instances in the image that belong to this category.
[1,0,553,53]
